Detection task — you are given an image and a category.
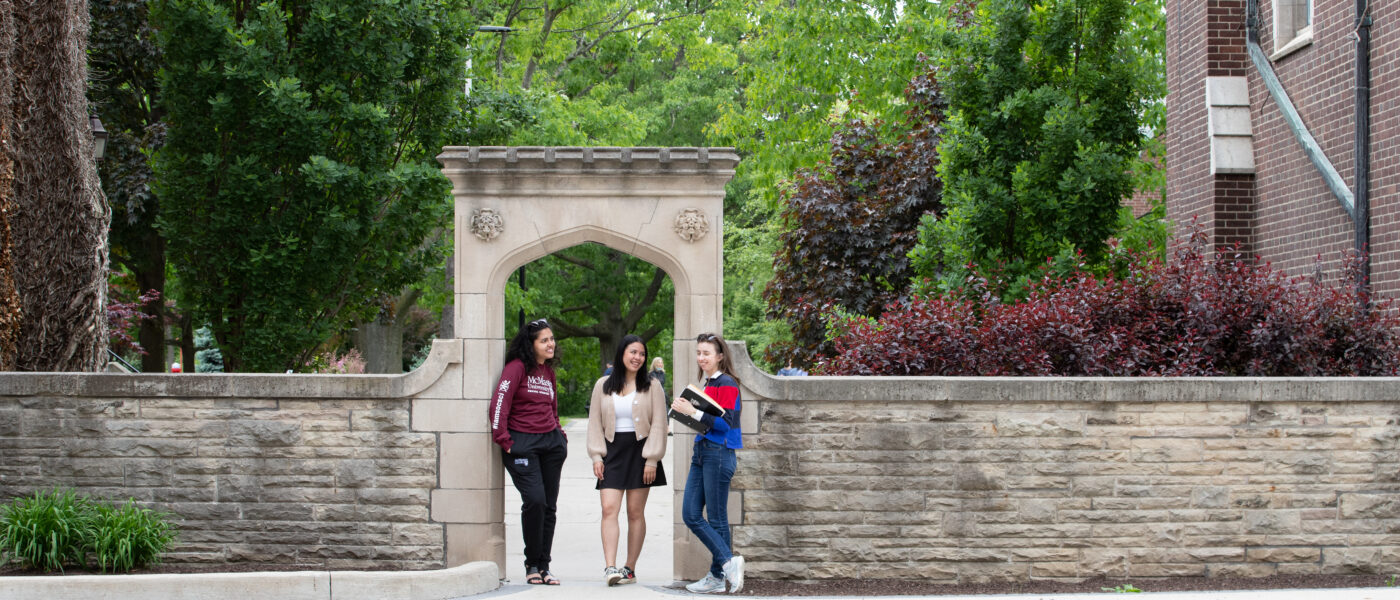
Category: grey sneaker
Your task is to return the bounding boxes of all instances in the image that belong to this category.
[685,573,726,594]
[604,566,623,586]
[618,566,636,584]
[721,555,745,593]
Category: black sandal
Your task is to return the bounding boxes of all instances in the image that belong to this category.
[526,566,544,585]
[541,570,561,585]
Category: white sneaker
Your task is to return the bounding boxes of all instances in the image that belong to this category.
[721,556,745,593]
[604,566,622,586]
[685,573,726,594]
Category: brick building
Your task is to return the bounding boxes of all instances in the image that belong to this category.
[1165,0,1397,299]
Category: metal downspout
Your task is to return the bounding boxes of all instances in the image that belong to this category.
[1243,0,1372,289]
[1353,0,1372,287]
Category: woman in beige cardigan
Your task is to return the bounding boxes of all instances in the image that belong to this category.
[586,334,668,586]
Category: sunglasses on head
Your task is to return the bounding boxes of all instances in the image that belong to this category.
[697,333,718,342]
[528,318,549,331]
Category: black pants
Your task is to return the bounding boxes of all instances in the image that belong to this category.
[502,429,568,571]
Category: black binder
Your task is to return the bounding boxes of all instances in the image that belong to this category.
[668,384,725,433]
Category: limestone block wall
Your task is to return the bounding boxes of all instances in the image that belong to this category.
[0,340,473,570]
[729,344,1400,581]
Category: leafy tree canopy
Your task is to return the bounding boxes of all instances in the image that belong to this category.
[505,243,673,414]
[91,0,172,372]
[151,0,468,371]
[467,0,737,147]
[710,0,943,208]
[763,66,946,368]
[911,0,1148,296]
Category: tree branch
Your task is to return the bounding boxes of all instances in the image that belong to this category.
[637,324,664,344]
[549,315,603,340]
[550,251,596,271]
[622,266,667,328]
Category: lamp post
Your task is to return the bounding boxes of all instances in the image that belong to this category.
[89,114,107,160]
[468,26,513,97]
[466,25,524,329]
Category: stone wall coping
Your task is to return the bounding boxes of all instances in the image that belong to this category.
[436,146,740,175]
[0,339,461,399]
[0,560,499,600]
[727,341,1400,403]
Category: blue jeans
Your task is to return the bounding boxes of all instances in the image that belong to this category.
[682,439,737,577]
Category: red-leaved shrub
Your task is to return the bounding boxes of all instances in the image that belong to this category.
[821,232,1400,376]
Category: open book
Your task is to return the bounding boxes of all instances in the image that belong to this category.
[668,384,726,433]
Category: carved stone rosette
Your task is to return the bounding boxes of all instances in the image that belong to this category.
[673,208,709,243]
[470,208,504,241]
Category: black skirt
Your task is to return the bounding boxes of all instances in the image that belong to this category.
[596,431,667,490]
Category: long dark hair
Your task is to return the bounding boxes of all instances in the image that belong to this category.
[505,318,556,374]
[602,334,652,395]
[696,332,741,387]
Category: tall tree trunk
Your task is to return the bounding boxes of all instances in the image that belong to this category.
[357,286,421,374]
[178,312,194,371]
[356,319,404,374]
[0,1,20,370]
[9,0,110,371]
[134,231,165,372]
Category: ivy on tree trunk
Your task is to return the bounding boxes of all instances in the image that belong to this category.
[5,0,111,372]
[0,1,18,370]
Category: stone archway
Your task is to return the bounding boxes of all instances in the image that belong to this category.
[433,147,739,579]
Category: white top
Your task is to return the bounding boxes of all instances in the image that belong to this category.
[611,391,636,433]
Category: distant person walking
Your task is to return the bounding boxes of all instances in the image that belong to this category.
[587,335,668,586]
[648,357,666,389]
[775,360,808,377]
[673,333,745,594]
[489,318,565,586]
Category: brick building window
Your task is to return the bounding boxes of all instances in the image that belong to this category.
[1272,0,1313,58]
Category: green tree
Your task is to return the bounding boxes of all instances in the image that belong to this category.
[467,0,734,146]
[912,0,1146,294]
[90,0,171,372]
[710,0,942,208]
[763,67,946,368]
[504,243,673,415]
[466,0,722,383]
[721,199,788,371]
[151,0,467,372]
[703,1,947,362]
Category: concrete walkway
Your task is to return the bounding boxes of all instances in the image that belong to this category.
[500,418,674,587]
[475,419,1400,600]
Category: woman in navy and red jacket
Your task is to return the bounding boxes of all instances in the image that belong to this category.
[670,332,745,594]
[489,318,565,585]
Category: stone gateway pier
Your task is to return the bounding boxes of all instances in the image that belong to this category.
[3,147,1400,582]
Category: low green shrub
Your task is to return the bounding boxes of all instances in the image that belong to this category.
[91,500,177,572]
[0,489,97,572]
[0,489,178,573]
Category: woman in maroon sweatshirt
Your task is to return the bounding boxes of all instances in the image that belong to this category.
[489,318,565,585]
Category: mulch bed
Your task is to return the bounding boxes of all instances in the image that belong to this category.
[743,574,1396,596]
[0,563,368,576]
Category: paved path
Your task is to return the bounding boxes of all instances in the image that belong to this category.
[501,418,674,587]
[473,419,1400,600]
